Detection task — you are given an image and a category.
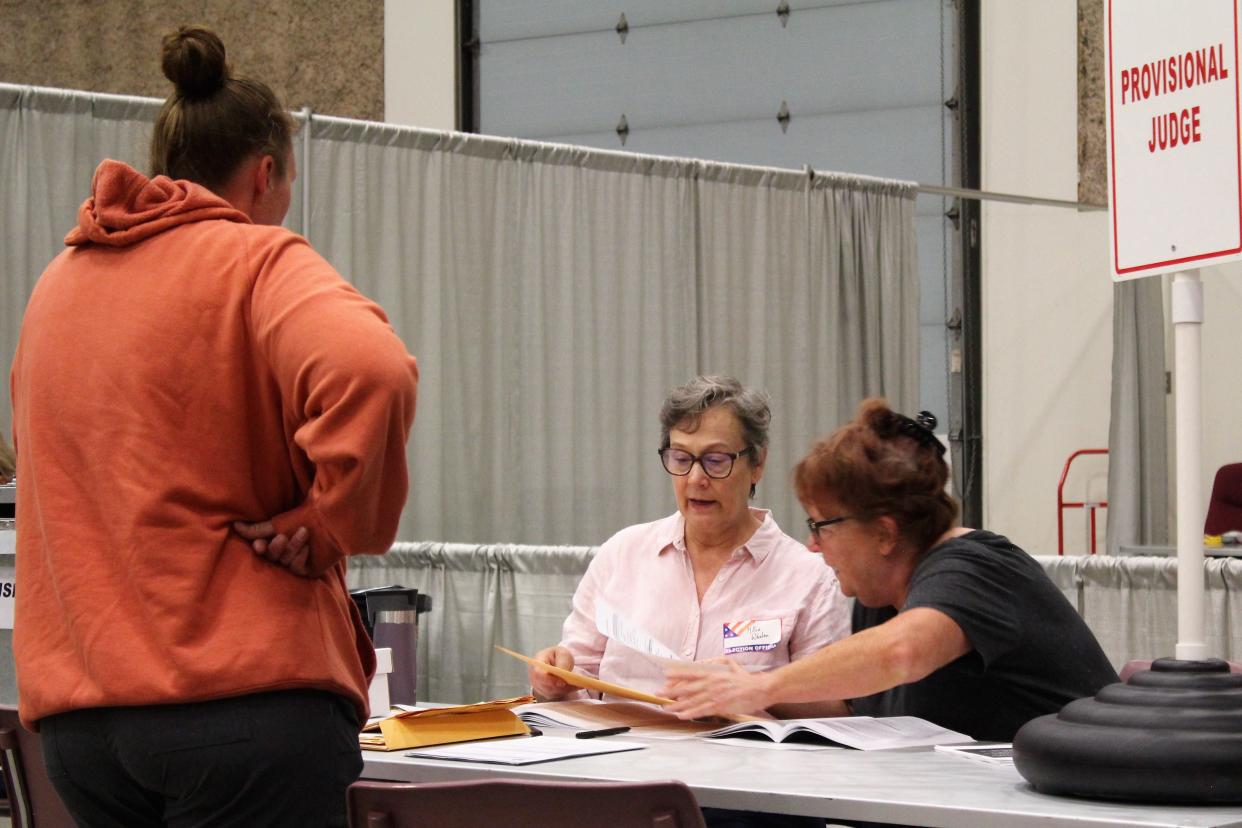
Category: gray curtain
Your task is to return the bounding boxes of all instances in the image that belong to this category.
[695,167,919,524]
[1036,555,1084,614]
[348,542,596,704]
[1105,279,1169,555]
[305,118,919,544]
[1,84,920,547]
[1073,555,1242,668]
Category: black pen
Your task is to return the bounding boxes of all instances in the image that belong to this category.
[575,726,630,739]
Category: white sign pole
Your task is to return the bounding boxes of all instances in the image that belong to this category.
[1107,0,1241,661]
[1171,270,1206,660]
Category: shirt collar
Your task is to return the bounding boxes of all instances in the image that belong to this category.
[658,508,777,564]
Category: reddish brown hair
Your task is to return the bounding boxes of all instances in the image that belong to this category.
[794,398,958,553]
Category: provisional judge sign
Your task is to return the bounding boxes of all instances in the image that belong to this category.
[1107,1,1242,280]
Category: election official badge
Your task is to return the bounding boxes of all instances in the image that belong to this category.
[722,618,782,654]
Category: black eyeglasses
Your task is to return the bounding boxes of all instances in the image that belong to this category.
[658,447,752,479]
[806,515,852,539]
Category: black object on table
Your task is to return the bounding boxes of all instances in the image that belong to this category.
[1015,657,1242,803]
[350,586,433,706]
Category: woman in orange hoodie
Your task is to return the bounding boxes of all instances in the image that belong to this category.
[9,26,418,827]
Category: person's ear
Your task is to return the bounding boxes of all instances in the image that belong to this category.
[254,154,277,197]
[874,516,901,556]
[750,447,767,485]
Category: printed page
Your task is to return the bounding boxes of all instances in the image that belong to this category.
[703,716,973,750]
[513,699,721,739]
[800,716,972,750]
[702,719,793,742]
[514,699,679,728]
[405,737,645,766]
[934,743,1015,764]
[593,602,736,674]
[705,738,842,752]
[595,601,681,660]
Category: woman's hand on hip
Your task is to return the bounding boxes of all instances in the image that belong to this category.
[233,520,314,578]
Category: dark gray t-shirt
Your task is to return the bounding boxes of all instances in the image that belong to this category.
[849,530,1118,742]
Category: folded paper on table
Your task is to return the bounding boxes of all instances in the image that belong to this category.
[405,737,646,766]
[702,715,973,751]
[359,696,534,751]
[495,646,674,705]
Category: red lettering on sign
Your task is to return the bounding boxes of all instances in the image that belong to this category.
[1148,106,1203,153]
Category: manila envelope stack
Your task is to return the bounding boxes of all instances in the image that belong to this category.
[360,696,535,751]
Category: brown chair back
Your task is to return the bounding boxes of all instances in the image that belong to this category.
[0,706,76,828]
[348,778,707,828]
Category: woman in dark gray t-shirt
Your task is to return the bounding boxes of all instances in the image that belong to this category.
[664,399,1117,740]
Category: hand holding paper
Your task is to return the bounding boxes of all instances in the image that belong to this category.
[528,645,578,701]
[497,646,675,705]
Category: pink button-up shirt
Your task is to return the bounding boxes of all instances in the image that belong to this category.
[560,509,850,699]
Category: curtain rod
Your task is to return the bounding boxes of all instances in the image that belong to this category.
[917,183,1107,212]
[0,82,1111,213]
[0,82,158,107]
[311,112,912,192]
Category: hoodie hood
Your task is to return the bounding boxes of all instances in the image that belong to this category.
[65,159,251,248]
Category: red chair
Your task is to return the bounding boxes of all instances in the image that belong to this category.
[1204,462,1242,535]
[348,778,707,828]
[0,706,76,828]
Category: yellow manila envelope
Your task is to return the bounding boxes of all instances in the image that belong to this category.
[496,646,677,705]
[360,695,534,751]
[497,646,766,723]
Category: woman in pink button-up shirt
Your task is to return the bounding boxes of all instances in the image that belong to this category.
[528,376,850,705]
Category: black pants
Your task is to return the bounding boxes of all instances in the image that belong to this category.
[40,689,363,828]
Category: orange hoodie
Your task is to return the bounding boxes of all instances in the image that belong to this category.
[9,160,419,727]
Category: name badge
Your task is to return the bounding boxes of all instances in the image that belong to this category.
[722,618,782,654]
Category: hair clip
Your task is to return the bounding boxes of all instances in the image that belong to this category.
[896,410,946,457]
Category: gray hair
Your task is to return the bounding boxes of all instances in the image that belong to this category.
[659,375,771,452]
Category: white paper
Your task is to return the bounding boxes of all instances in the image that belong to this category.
[934,743,1014,764]
[405,737,645,765]
[593,602,747,673]
[706,737,842,752]
[594,601,680,660]
[704,716,973,751]
[513,700,718,740]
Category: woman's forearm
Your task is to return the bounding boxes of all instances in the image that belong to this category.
[767,608,971,706]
